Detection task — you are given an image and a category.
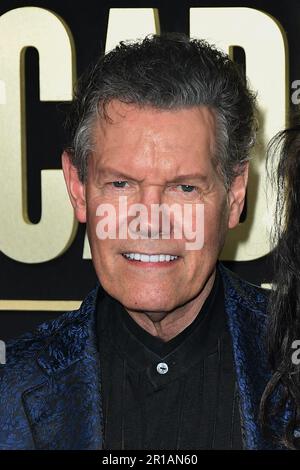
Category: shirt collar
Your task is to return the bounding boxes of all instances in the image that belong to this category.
[96,266,227,388]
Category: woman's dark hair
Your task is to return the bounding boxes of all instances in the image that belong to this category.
[260,118,300,449]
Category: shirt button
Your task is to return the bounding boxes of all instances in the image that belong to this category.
[156,362,169,375]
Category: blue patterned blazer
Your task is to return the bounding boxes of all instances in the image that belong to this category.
[0,264,288,449]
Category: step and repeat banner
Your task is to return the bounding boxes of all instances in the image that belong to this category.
[0,0,299,339]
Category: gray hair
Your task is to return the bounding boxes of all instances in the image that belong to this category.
[65,33,257,188]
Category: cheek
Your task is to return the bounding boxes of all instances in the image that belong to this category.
[183,209,225,275]
[203,201,229,247]
[88,236,123,295]
[85,203,117,273]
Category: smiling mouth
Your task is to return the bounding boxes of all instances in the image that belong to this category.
[121,253,179,263]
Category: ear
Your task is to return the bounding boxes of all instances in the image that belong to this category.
[61,151,87,223]
[227,162,249,229]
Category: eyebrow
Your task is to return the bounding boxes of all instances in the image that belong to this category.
[97,168,139,181]
[169,173,208,183]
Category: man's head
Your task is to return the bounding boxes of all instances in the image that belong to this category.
[62,33,256,316]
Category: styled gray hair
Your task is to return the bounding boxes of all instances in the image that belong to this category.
[65,33,257,188]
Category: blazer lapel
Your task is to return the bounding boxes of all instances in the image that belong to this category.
[220,265,282,449]
[21,285,104,450]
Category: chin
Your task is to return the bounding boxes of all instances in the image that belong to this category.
[103,280,177,311]
[122,295,176,314]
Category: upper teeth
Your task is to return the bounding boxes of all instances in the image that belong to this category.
[123,253,178,262]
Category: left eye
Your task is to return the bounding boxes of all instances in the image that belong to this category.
[178,185,196,193]
[111,181,129,188]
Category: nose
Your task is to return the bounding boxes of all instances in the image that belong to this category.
[139,185,163,207]
[128,185,169,240]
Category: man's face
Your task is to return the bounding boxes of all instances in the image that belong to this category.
[63,100,247,314]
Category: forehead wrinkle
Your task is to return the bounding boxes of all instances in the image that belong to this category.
[91,103,217,183]
[97,124,178,180]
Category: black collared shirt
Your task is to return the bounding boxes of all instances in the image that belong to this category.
[96,267,243,449]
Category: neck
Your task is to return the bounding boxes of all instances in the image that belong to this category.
[125,269,216,342]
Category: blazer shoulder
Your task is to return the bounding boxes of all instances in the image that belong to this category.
[0,310,81,449]
[219,263,269,316]
[2,283,100,365]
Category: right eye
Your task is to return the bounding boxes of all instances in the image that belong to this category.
[111,181,129,188]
